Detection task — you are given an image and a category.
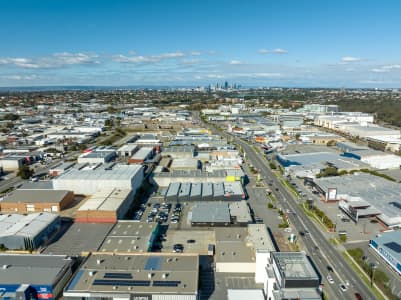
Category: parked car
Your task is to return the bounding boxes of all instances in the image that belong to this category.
[327,275,334,284]
[173,244,184,253]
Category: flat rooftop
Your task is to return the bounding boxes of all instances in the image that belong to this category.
[2,189,70,204]
[272,252,319,281]
[98,221,158,253]
[78,188,132,212]
[54,164,143,181]
[0,254,72,285]
[315,173,401,225]
[191,202,230,223]
[64,253,199,295]
[0,213,58,238]
[43,222,114,256]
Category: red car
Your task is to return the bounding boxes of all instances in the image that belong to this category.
[354,293,363,300]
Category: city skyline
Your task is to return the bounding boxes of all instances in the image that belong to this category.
[1,0,401,87]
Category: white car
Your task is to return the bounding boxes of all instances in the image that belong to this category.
[327,275,334,284]
[339,283,347,292]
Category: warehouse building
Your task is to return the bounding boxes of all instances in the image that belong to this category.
[49,161,75,177]
[162,146,194,159]
[370,230,401,276]
[117,144,139,157]
[77,150,117,164]
[76,188,134,223]
[164,182,246,202]
[152,169,245,187]
[342,148,401,169]
[190,183,202,201]
[53,164,144,195]
[98,221,159,253]
[0,254,74,300]
[190,201,252,227]
[0,189,74,213]
[128,147,154,164]
[0,213,60,250]
[0,156,25,171]
[170,158,200,171]
[314,173,401,228]
[63,253,199,300]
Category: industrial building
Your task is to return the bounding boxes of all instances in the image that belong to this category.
[170,158,200,171]
[342,148,401,169]
[0,254,74,300]
[314,173,401,228]
[263,252,321,300]
[162,146,194,159]
[370,230,401,276]
[0,189,74,213]
[128,147,154,164]
[153,169,245,187]
[0,155,25,170]
[63,253,199,300]
[164,182,245,202]
[0,213,60,250]
[53,164,144,195]
[190,201,252,227]
[98,221,159,253]
[49,161,75,177]
[117,143,139,157]
[76,188,134,223]
[215,224,276,273]
[77,150,116,164]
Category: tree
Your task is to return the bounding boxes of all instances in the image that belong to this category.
[104,119,114,128]
[17,165,34,180]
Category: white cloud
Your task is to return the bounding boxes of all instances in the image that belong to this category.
[191,51,201,56]
[206,74,224,79]
[341,56,361,63]
[370,64,401,73]
[113,51,186,64]
[259,48,288,54]
[371,68,387,73]
[0,53,99,69]
[2,74,38,80]
[229,60,242,65]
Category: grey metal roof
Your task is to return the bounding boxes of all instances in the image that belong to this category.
[2,189,70,204]
[190,183,202,198]
[178,183,191,198]
[191,202,230,223]
[213,183,225,197]
[0,213,59,238]
[0,254,73,285]
[166,182,181,198]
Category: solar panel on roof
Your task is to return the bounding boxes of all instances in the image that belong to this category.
[144,256,162,270]
[104,273,132,279]
[384,242,401,253]
[153,280,181,287]
[93,279,150,286]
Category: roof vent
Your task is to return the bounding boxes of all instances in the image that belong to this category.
[232,252,236,256]
[236,234,241,239]
[89,271,96,276]
[162,273,169,279]
[2,265,9,269]
[148,273,154,279]
[113,286,118,290]
[96,259,102,265]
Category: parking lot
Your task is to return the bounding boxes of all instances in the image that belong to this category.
[161,230,215,255]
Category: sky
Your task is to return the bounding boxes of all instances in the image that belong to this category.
[1,0,401,87]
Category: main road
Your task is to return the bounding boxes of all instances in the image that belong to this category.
[195,112,378,300]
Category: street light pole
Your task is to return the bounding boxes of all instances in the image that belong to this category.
[370,262,376,288]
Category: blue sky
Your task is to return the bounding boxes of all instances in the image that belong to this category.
[1,0,401,87]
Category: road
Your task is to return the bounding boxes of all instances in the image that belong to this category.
[193,111,379,300]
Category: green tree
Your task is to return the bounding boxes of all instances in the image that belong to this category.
[104,119,114,128]
[17,165,34,180]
